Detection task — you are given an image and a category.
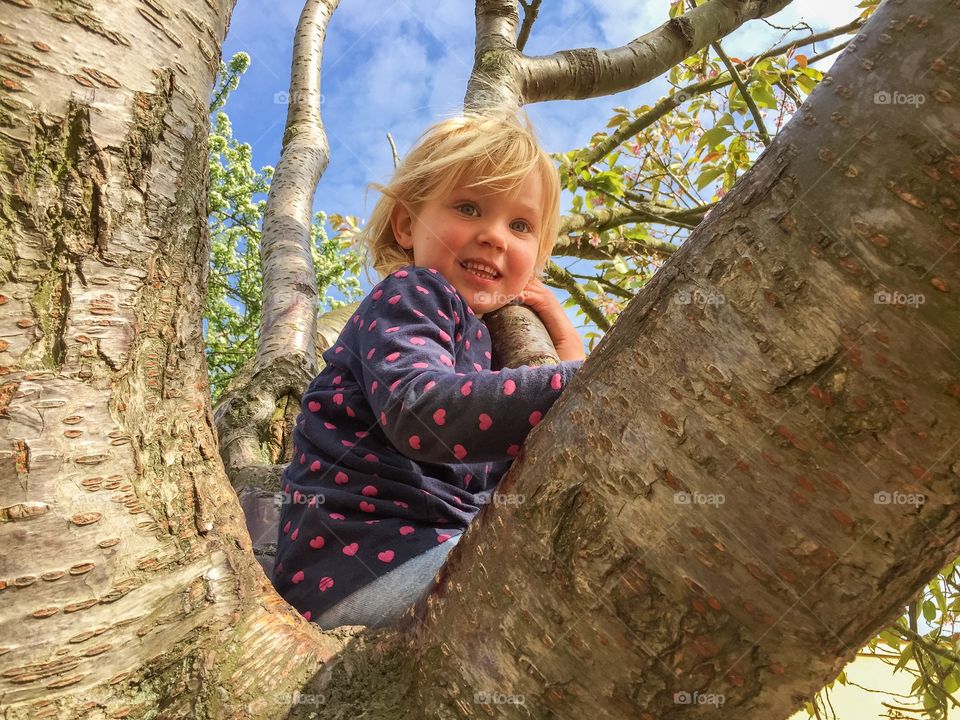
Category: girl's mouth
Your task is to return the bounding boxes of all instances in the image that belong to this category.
[459,261,500,282]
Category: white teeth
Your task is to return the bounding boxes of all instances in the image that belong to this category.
[461,261,498,278]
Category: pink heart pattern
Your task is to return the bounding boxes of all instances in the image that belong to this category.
[277,265,583,624]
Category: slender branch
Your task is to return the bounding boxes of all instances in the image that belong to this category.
[667,201,717,219]
[221,210,263,238]
[521,0,794,104]
[577,188,700,231]
[515,0,541,53]
[543,261,611,331]
[582,75,734,166]
[892,625,960,666]
[914,644,959,710]
[386,132,400,169]
[567,271,638,300]
[578,19,862,168]
[650,149,703,207]
[741,17,864,67]
[806,40,849,66]
[560,205,686,246]
[712,40,771,146]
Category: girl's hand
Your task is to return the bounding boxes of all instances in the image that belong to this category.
[518,277,586,361]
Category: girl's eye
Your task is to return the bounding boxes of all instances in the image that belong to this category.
[510,220,531,233]
[456,203,478,216]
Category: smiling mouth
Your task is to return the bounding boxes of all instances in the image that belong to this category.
[459,261,500,280]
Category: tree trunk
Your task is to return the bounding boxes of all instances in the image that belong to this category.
[0,3,346,718]
[1,2,958,720]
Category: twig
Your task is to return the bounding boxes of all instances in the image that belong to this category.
[712,40,771,147]
[544,261,611,331]
[892,625,960,665]
[516,0,542,53]
[806,40,850,67]
[742,18,863,67]
[386,132,400,169]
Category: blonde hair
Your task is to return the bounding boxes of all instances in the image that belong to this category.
[357,112,560,280]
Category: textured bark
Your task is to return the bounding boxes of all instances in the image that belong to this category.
[2,1,958,720]
[0,2,350,718]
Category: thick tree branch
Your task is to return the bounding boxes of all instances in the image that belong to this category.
[255,0,338,378]
[475,0,520,53]
[520,0,794,103]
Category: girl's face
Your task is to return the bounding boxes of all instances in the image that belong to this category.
[391,168,543,316]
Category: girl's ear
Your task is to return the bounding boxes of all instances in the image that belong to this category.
[390,203,415,250]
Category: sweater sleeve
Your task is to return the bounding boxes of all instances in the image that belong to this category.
[356,267,583,464]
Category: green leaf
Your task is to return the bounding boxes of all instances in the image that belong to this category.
[695,167,724,191]
[923,599,938,622]
[945,667,960,694]
[894,642,914,673]
[752,82,779,110]
[698,126,732,150]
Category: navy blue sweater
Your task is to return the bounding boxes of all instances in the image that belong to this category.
[271,264,583,622]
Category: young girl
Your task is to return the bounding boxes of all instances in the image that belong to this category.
[271,113,585,629]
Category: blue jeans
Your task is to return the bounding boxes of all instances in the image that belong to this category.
[314,534,462,629]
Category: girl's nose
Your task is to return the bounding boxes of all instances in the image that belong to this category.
[476,222,508,250]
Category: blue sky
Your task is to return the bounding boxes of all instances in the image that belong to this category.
[219,0,861,343]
